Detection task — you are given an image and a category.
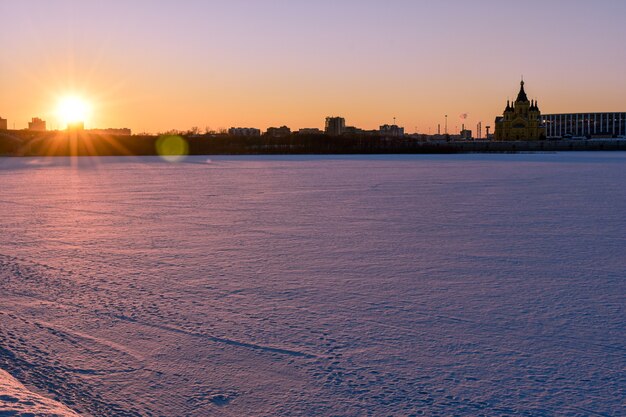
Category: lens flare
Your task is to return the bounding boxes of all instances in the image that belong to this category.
[156,135,189,162]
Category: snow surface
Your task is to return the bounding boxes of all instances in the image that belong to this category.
[0,152,624,416]
[0,369,80,416]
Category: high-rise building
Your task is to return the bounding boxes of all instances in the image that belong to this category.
[28,117,46,131]
[325,117,345,136]
[0,117,7,130]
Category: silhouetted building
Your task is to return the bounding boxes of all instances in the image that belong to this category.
[543,113,626,138]
[266,126,291,137]
[342,126,362,135]
[0,117,7,130]
[379,124,405,137]
[90,128,132,136]
[495,80,545,141]
[28,117,46,131]
[67,121,85,131]
[460,129,473,140]
[298,128,323,135]
[228,127,261,137]
[325,117,345,136]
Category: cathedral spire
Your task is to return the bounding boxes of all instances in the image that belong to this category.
[516,78,529,103]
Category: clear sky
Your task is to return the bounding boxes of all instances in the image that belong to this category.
[1,0,625,133]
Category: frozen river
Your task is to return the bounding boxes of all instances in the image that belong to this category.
[0,153,624,416]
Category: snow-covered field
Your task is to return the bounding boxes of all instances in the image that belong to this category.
[0,368,80,416]
[0,153,624,416]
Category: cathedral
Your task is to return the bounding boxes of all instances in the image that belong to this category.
[495,80,546,141]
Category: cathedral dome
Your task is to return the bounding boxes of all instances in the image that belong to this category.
[516,80,529,103]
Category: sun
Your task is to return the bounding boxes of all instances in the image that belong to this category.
[56,95,91,128]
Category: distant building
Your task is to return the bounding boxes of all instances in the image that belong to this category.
[67,121,85,131]
[265,126,291,137]
[429,134,449,142]
[495,80,545,141]
[342,126,380,136]
[379,124,405,137]
[542,113,626,138]
[325,117,345,136]
[0,117,7,130]
[343,126,364,135]
[28,117,46,131]
[298,128,324,135]
[460,129,473,140]
[89,128,132,136]
[228,127,261,137]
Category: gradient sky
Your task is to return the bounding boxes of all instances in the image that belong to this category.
[1,0,625,134]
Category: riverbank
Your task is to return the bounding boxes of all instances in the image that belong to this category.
[1,130,625,156]
[432,139,626,153]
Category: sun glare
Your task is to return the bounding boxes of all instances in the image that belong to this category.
[56,96,91,128]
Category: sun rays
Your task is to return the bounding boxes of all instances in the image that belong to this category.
[56,95,91,129]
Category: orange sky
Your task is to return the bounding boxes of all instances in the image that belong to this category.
[1,1,625,134]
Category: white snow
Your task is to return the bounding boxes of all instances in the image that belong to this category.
[0,368,80,416]
[0,152,624,416]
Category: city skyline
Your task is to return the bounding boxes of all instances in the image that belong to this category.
[1,0,626,133]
